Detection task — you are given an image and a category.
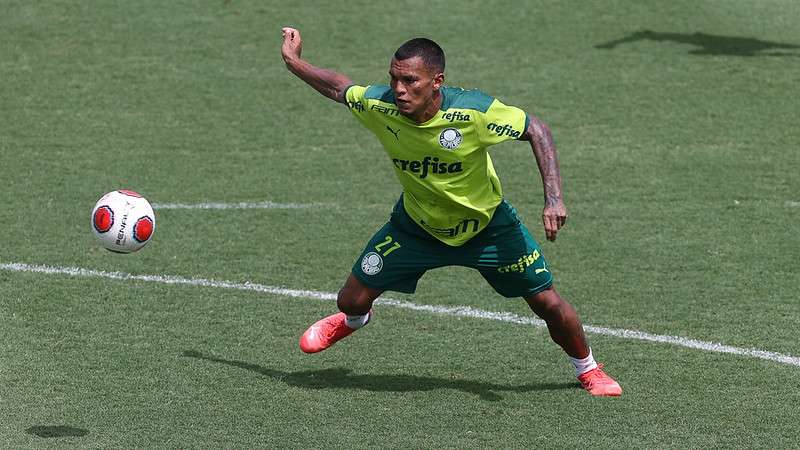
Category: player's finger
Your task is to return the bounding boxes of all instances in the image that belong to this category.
[543,215,557,241]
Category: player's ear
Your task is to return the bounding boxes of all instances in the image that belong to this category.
[433,71,445,90]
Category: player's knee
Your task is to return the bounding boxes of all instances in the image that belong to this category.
[526,289,573,321]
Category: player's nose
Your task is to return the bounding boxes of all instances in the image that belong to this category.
[392,82,407,96]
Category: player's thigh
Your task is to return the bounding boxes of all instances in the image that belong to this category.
[475,221,553,298]
[351,221,443,294]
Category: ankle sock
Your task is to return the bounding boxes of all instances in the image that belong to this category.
[345,312,370,330]
[569,348,598,377]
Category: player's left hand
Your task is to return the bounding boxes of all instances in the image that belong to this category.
[542,201,567,241]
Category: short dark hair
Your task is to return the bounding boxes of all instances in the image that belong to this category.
[394,38,445,73]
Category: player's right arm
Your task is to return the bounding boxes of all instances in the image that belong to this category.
[281,27,353,104]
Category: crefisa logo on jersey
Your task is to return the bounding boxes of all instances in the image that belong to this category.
[439,128,462,150]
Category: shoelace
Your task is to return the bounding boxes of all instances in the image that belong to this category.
[581,364,610,385]
[322,312,370,341]
[323,317,347,340]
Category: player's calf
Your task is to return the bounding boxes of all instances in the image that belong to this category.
[337,273,382,315]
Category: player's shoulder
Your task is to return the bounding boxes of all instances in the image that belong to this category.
[346,84,396,104]
[440,86,495,113]
[363,85,396,103]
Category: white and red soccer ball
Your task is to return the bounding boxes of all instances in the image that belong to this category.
[91,190,155,253]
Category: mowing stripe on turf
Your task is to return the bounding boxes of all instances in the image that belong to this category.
[151,201,330,210]
[2,261,799,368]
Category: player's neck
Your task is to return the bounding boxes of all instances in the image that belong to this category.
[406,91,442,124]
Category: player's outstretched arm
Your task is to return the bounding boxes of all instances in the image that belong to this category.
[522,113,568,241]
[281,27,353,104]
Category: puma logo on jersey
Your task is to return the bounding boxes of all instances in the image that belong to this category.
[386,126,400,140]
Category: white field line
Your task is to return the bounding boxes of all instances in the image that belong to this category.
[151,201,331,210]
[150,200,800,210]
[3,261,799,368]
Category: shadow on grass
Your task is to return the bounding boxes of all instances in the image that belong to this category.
[595,30,800,57]
[182,350,577,401]
[26,425,88,438]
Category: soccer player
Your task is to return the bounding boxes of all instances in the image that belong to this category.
[280,27,621,396]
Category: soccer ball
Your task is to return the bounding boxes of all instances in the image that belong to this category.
[91,190,155,253]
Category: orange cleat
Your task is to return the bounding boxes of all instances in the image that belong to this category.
[299,311,371,353]
[577,364,622,397]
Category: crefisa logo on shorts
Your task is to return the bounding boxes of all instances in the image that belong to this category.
[439,128,462,150]
[361,252,383,275]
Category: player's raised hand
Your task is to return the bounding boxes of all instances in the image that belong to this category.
[279,26,353,103]
[281,27,302,63]
[542,200,567,241]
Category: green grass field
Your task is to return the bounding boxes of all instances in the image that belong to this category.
[2,0,799,447]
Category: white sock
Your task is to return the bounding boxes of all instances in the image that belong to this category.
[569,348,598,377]
[345,312,370,330]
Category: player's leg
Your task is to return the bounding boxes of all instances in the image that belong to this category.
[299,273,382,354]
[337,272,382,315]
[523,287,589,358]
[475,200,621,396]
[524,289,621,396]
[300,202,434,353]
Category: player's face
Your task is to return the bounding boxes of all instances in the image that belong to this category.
[389,56,444,122]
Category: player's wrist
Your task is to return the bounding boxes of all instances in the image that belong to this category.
[544,192,563,206]
[282,55,300,68]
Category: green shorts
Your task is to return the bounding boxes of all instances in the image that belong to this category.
[351,197,554,298]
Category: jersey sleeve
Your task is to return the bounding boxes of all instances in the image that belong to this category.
[345,85,367,111]
[344,84,377,131]
[345,84,371,120]
[477,98,530,147]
